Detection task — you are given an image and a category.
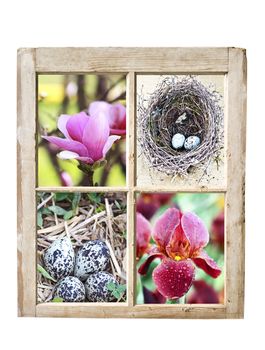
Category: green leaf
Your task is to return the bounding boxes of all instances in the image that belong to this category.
[87,193,101,204]
[37,264,56,282]
[72,192,81,210]
[107,282,126,299]
[114,200,121,210]
[55,193,69,201]
[63,210,74,220]
[42,207,52,215]
[37,211,43,228]
[51,297,64,302]
[48,205,67,216]
[117,284,126,293]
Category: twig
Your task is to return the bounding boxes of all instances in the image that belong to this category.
[37,193,54,210]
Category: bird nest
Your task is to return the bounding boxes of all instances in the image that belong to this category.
[138,76,223,178]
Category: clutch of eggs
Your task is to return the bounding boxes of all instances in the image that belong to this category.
[171,133,200,151]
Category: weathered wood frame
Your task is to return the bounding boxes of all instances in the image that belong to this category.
[17,47,246,318]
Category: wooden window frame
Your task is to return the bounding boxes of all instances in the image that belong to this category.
[17,47,246,318]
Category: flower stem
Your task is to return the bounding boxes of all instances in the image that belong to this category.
[167,295,186,304]
[78,163,94,186]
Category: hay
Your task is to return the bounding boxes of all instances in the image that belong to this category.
[37,192,127,303]
[138,75,224,178]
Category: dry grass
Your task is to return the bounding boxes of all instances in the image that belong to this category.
[37,192,127,303]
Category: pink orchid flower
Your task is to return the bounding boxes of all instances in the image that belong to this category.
[136,212,152,258]
[43,111,120,164]
[138,208,221,300]
[89,101,126,136]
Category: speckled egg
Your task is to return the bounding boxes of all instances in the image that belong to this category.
[43,236,75,281]
[184,135,201,150]
[53,276,85,302]
[74,240,110,281]
[171,133,185,150]
[85,271,118,302]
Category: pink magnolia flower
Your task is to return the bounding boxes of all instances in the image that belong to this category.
[138,208,221,300]
[43,111,120,164]
[136,212,152,258]
[89,101,126,136]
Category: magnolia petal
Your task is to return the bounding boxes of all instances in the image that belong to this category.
[66,112,89,142]
[192,250,221,278]
[153,208,181,251]
[57,150,80,159]
[57,151,94,165]
[89,101,111,117]
[153,259,195,300]
[58,114,71,139]
[110,128,126,136]
[42,136,88,156]
[109,103,126,128]
[182,212,209,253]
[76,156,94,164]
[102,135,121,157]
[82,112,110,161]
[138,253,164,275]
[136,212,152,258]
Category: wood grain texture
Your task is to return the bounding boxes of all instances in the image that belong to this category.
[36,187,128,193]
[126,72,136,306]
[225,48,247,318]
[35,47,229,73]
[36,303,226,319]
[17,48,37,316]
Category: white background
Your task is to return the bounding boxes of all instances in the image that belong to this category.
[0,0,264,349]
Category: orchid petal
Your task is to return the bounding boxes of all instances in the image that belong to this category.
[136,213,152,258]
[43,136,88,156]
[153,208,181,251]
[192,250,221,278]
[102,135,120,157]
[58,114,72,139]
[82,112,110,161]
[182,212,209,253]
[138,253,164,275]
[66,112,89,142]
[153,259,195,300]
[89,101,111,117]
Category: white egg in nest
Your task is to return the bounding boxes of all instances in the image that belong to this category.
[184,136,201,151]
[171,133,185,150]
[43,236,75,281]
[74,240,110,281]
[53,276,85,302]
[85,271,119,302]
